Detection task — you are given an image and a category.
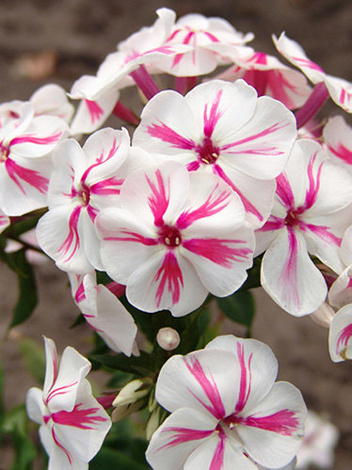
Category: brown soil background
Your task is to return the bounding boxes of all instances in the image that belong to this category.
[0,0,352,469]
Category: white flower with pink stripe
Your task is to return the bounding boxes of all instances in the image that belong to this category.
[37,127,151,273]
[256,139,352,316]
[133,79,297,228]
[26,337,111,470]
[146,335,306,470]
[0,101,67,216]
[273,33,352,113]
[96,162,255,316]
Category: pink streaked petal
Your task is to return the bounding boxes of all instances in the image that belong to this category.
[126,250,208,316]
[43,337,59,398]
[324,75,352,113]
[0,212,10,233]
[276,172,295,210]
[181,224,254,298]
[237,381,306,469]
[324,115,352,165]
[156,350,242,417]
[206,336,279,414]
[133,89,199,155]
[184,355,226,420]
[329,304,352,362]
[97,207,161,284]
[46,346,91,414]
[203,89,224,138]
[185,432,257,470]
[5,157,49,195]
[219,95,296,180]
[53,379,111,463]
[70,87,120,135]
[26,387,47,425]
[146,407,218,470]
[212,163,275,227]
[261,229,327,316]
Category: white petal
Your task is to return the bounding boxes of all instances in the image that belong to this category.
[146,407,217,470]
[237,381,307,468]
[26,387,46,424]
[261,229,327,316]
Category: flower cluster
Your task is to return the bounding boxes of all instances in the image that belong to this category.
[0,6,348,469]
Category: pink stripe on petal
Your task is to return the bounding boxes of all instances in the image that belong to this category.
[336,323,352,355]
[183,238,252,267]
[146,169,170,227]
[51,403,108,429]
[85,100,104,124]
[221,122,288,154]
[300,222,341,246]
[204,31,220,43]
[105,230,158,246]
[75,278,86,304]
[212,164,263,221]
[52,427,73,465]
[90,177,123,195]
[10,131,62,148]
[327,143,352,165]
[276,173,295,210]
[240,409,299,436]
[147,121,195,151]
[203,90,223,138]
[158,426,214,451]
[58,206,81,262]
[278,228,300,309]
[154,252,183,307]
[292,56,324,73]
[235,343,253,413]
[177,183,231,229]
[46,381,79,404]
[258,215,285,232]
[185,356,226,420]
[5,158,49,195]
[210,427,226,470]
[302,152,322,210]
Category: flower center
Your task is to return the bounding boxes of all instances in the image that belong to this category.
[158,224,182,248]
[196,136,220,165]
[284,210,300,228]
[73,182,90,206]
[0,141,9,162]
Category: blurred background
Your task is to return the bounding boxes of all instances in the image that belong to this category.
[0,0,351,468]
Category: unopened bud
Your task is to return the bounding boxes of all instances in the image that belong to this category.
[112,401,142,422]
[156,327,180,351]
[146,407,161,440]
[112,378,152,408]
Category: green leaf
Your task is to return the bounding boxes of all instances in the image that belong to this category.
[6,250,38,329]
[217,290,256,329]
[18,338,46,384]
[90,446,149,470]
[90,351,157,376]
[3,404,36,470]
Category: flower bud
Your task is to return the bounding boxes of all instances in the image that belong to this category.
[112,378,152,408]
[156,327,180,351]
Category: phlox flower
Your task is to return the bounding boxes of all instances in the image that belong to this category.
[0,101,67,216]
[256,139,352,316]
[0,84,73,126]
[68,272,138,356]
[96,162,255,316]
[26,337,111,470]
[296,411,339,469]
[214,50,311,110]
[158,11,254,77]
[273,33,352,113]
[146,335,306,470]
[37,127,151,273]
[133,79,297,228]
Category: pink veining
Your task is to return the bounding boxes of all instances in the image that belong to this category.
[183,238,251,267]
[58,205,82,262]
[5,158,49,195]
[154,251,183,307]
[85,100,104,124]
[184,356,226,420]
[158,426,213,451]
[50,403,108,429]
[235,342,253,413]
[146,169,170,227]
[336,323,352,355]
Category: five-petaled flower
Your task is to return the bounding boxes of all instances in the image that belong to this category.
[146,335,307,470]
[96,161,255,316]
[26,337,111,470]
